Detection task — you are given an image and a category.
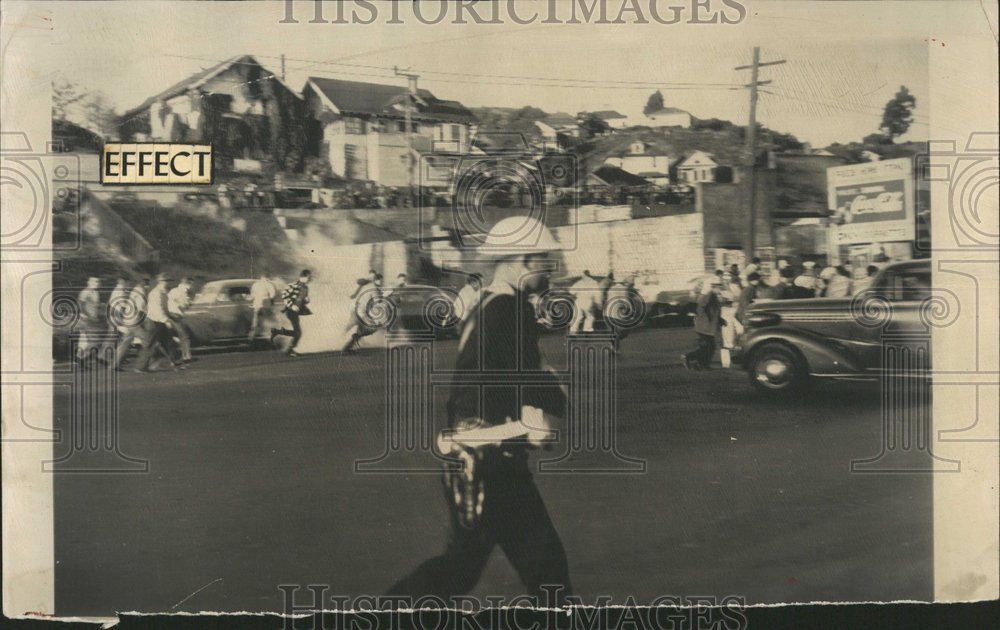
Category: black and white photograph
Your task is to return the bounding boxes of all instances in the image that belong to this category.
[1,1,998,627]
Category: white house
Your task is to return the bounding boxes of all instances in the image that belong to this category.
[589,110,630,130]
[643,107,692,129]
[676,151,718,183]
[535,112,580,141]
[604,142,671,187]
[302,77,477,187]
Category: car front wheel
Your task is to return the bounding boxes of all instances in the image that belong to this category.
[749,343,806,394]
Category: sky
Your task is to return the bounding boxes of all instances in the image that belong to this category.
[21,0,990,147]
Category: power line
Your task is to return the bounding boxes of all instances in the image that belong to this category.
[761,89,930,125]
[163,53,743,90]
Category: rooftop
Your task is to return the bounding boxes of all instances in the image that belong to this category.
[591,165,652,187]
[307,77,477,124]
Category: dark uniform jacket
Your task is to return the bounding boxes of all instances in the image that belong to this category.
[693,292,722,336]
[447,289,564,433]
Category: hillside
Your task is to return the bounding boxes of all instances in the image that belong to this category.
[109,202,299,283]
[572,126,748,174]
[469,106,548,140]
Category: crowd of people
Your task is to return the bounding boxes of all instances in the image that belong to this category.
[70,269,318,371]
[681,257,882,371]
[71,273,197,373]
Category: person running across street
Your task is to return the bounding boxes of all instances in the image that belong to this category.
[271,269,312,357]
[388,216,572,604]
[342,271,383,355]
[113,278,149,369]
[107,278,129,333]
[74,276,103,366]
[134,273,185,372]
[248,270,277,342]
[167,276,195,363]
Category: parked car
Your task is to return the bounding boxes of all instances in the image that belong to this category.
[732,259,932,394]
[183,279,284,347]
[649,285,697,326]
[383,284,462,338]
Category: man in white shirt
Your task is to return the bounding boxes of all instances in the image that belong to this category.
[167,277,194,362]
[134,274,184,372]
[248,271,277,342]
[74,276,102,363]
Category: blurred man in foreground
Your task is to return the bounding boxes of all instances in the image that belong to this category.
[389,216,571,604]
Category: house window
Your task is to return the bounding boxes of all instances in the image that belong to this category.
[344,118,365,134]
[450,124,461,141]
[344,145,358,179]
[397,121,406,133]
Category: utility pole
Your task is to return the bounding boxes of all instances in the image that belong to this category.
[735,48,784,261]
[280,54,286,81]
[394,66,420,193]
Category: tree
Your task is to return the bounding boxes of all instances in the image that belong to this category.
[879,86,916,142]
[52,74,118,137]
[52,77,86,121]
[579,114,610,139]
[643,90,664,116]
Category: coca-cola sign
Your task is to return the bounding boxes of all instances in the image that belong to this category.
[833,179,907,224]
[827,158,914,245]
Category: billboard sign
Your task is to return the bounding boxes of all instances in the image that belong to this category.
[827,157,914,245]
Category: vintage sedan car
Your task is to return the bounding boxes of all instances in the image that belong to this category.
[183,279,284,347]
[732,259,932,394]
[381,284,462,338]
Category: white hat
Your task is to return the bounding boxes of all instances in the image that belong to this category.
[480,216,560,257]
[794,275,816,288]
[819,266,838,281]
[802,260,817,269]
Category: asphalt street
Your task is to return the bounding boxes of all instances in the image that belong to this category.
[52,326,932,615]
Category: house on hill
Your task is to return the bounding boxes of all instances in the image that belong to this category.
[119,55,306,174]
[642,107,692,129]
[535,112,580,141]
[301,77,477,187]
[603,141,671,187]
[587,165,653,195]
[587,110,630,130]
[676,150,718,183]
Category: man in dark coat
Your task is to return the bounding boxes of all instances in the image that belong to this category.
[388,216,571,605]
[683,276,723,370]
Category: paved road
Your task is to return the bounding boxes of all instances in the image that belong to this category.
[53,327,932,615]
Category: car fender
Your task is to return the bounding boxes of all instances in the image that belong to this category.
[736,327,865,376]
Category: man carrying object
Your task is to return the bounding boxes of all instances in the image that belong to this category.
[389,216,571,604]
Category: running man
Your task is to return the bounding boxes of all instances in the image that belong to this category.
[271,269,312,357]
[342,271,383,355]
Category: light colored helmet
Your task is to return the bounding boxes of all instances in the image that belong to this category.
[480,215,560,257]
